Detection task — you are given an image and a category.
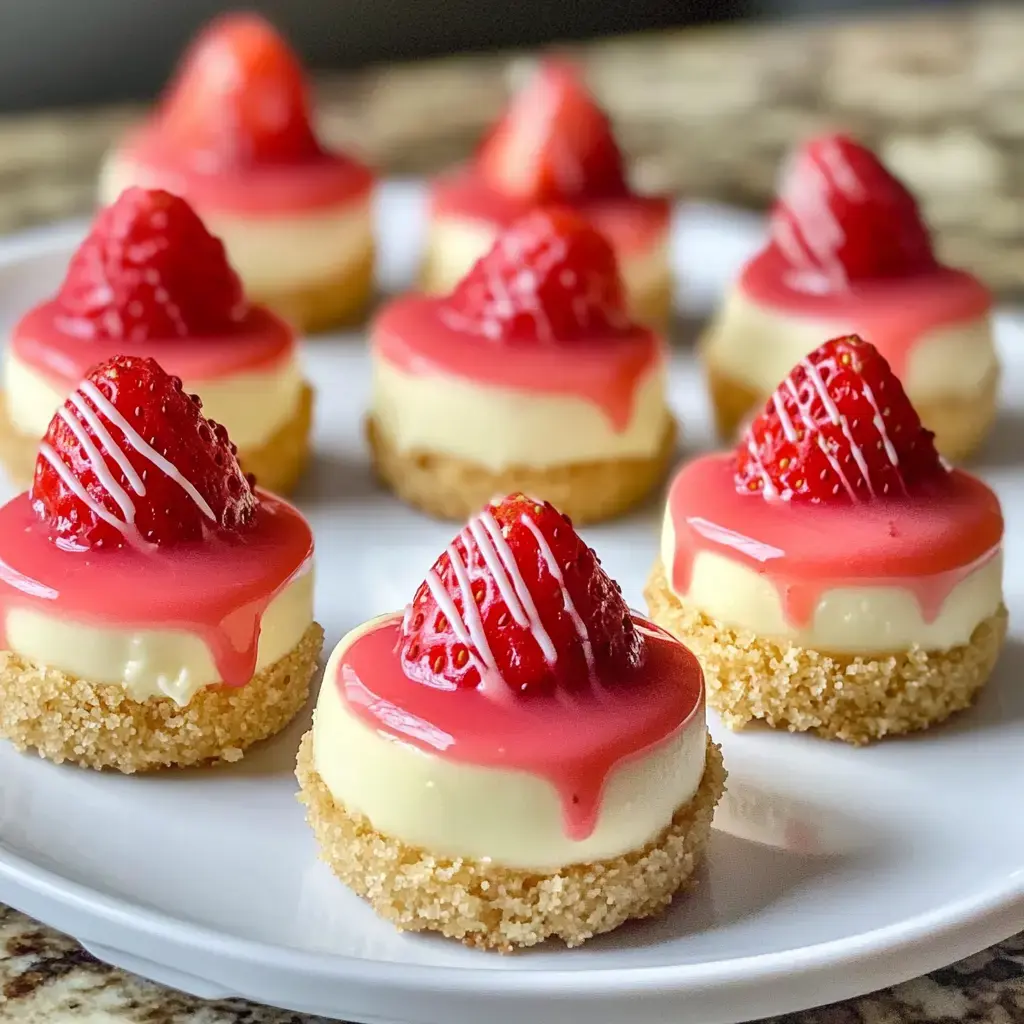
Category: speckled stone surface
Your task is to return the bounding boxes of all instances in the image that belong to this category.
[0,5,1023,1021]
[0,904,1021,1022]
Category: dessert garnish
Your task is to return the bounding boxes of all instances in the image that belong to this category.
[55,187,247,340]
[769,133,938,289]
[400,492,645,697]
[154,12,322,169]
[32,355,256,549]
[477,60,629,202]
[441,207,630,343]
[735,334,945,502]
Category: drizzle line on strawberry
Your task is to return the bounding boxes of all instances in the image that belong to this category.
[40,379,221,548]
[400,493,644,698]
[735,335,944,504]
[33,356,256,549]
[769,133,936,288]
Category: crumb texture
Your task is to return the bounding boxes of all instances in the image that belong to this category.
[0,622,324,773]
[366,414,676,525]
[646,561,1006,745]
[0,383,315,497]
[258,247,375,334]
[296,731,724,952]
[703,355,999,463]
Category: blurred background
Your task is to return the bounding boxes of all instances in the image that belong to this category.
[0,0,1019,295]
[0,0,961,110]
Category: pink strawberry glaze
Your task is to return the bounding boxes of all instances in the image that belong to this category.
[666,454,1003,629]
[373,296,662,432]
[0,489,312,687]
[12,301,295,393]
[116,126,374,216]
[740,247,992,380]
[335,613,704,841]
[430,168,670,254]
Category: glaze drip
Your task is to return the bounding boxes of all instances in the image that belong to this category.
[338,613,703,840]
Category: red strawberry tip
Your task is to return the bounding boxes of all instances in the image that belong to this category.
[399,492,645,696]
[32,355,258,549]
[442,206,631,344]
[735,334,945,503]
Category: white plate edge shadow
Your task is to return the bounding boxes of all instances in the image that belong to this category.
[0,181,1020,1024]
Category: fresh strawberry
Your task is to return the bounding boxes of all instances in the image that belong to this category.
[156,12,321,168]
[32,355,257,548]
[769,133,937,284]
[55,188,247,342]
[735,335,945,503]
[399,493,645,697]
[441,207,629,343]
[477,59,628,202]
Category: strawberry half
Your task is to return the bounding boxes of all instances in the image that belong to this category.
[55,188,247,342]
[156,12,321,168]
[769,133,937,285]
[32,355,257,548]
[477,59,628,202]
[735,335,945,503]
[441,207,629,343]
[399,493,646,697]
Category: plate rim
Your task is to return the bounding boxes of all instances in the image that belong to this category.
[0,211,1022,1017]
[1,838,1022,995]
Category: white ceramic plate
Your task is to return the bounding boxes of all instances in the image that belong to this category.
[0,182,1021,1024]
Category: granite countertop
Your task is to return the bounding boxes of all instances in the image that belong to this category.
[1,903,1021,1023]
[1,4,1023,1022]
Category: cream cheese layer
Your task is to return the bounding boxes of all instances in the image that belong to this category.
[312,617,708,871]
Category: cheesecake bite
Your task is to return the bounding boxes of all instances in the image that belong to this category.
[1,187,312,495]
[369,207,675,524]
[647,335,1006,744]
[99,13,375,332]
[703,134,997,461]
[297,493,723,951]
[0,356,323,772]
[424,60,672,327]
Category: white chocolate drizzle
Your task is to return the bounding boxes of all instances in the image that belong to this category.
[38,379,218,544]
[519,512,595,679]
[800,358,875,498]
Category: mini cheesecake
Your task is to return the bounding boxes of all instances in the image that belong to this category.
[702,134,997,462]
[370,207,675,524]
[297,493,724,952]
[0,187,312,495]
[423,60,672,328]
[99,13,375,333]
[0,356,323,772]
[647,335,1006,745]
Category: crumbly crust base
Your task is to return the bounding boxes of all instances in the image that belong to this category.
[420,237,673,330]
[366,414,677,525]
[295,730,725,952]
[252,246,376,335]
[645,561,1007,744]
[703,353,1000,464]
[0,622,324,773]
[0,382,314,497]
